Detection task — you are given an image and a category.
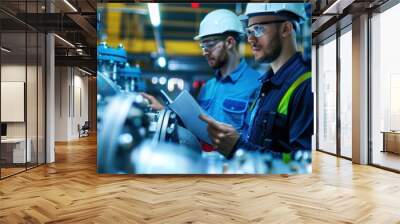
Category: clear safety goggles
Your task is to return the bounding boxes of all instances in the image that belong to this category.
[245,20,286,38]
[199,37,225,52]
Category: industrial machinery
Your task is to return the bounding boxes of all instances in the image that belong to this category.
[97,43,204,174]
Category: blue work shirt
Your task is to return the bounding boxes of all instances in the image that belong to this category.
[234,52,313,157]
[197,59,261,133]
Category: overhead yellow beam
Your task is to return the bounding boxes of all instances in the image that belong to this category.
[158,20,197,29]
[101,4,254,57]
[162,5,213,14]
[104,38,255,57]
[105,3,124,38]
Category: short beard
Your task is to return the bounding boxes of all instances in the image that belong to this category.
[257,32,282,64]
[211,47,227,70]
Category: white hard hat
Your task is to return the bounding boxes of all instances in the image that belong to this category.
[244,3,306,22]
[194,9,244,40]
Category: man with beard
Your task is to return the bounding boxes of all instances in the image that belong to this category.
[143,9,261,149]
[200,3,313,160]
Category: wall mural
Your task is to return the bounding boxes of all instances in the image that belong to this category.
[97,3,313,174]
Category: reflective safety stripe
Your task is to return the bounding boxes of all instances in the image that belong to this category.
[282,152,291,164]
[277,71,311,116]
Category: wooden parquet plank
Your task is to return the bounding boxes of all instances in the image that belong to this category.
[1,135,400,223]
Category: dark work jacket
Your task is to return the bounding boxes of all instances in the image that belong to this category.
[233,52,313,159]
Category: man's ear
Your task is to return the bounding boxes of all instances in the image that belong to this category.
[281,21,293,38]
[225,36,235,50]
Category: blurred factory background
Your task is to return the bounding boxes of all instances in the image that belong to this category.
[97,3,311,100]
[97,3,251,100]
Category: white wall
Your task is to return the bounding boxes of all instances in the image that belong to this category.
[55,66,89,141]
[1,64,46,164]
[73,72,89,137]
[1,82,25,122]
[55,66,68,141]
[1,65,28,138]
[1,65,26,81]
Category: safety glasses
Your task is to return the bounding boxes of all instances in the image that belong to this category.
[199,37,226,52]
[245,20,286,38]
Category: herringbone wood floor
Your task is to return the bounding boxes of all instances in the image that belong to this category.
[1,135,400,224]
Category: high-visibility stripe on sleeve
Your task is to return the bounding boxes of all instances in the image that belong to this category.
[277,71,311,116]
